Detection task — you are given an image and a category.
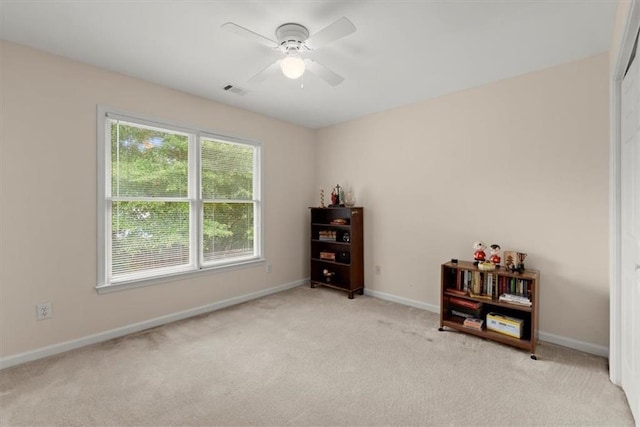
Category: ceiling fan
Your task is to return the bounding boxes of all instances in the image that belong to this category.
[221,17,356,86]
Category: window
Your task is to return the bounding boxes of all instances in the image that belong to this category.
[97,108,262,291]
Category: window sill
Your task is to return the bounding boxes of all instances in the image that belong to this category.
[96,258,266,294]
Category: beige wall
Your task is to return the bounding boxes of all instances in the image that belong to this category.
[316,53,610,347]
[0,41,315,357]
[0,38,611,359]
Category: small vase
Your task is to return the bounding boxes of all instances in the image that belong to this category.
[344,192,356,207]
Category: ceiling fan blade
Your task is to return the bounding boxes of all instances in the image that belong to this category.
[221,22,278,49]
[304,17,356,50]
[248,59,282,84]
[304,58,344,86]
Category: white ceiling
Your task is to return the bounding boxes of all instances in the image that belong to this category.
[0,0,617,129]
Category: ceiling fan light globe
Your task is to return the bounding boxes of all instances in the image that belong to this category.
[281,56,305,79]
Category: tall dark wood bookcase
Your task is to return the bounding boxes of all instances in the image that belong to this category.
[439,260,540,359]
[309,207,364,299]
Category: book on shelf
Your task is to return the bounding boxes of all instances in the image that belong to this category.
[505,277,530,295]
[449,296,481,310]
[486,273,498,298]
[455,269,462,291]
[486,312,524,338]
[498,293,532,307]
[468,290,493,300]
[497,277,531,298]
[449,303,482,319]
[446,288,468,297]
[462,270,471,292]
[451,309,476,319]
[318,230,337,241]
[329,219,348,225]
[463,317,484,330]
[471,271,482,294]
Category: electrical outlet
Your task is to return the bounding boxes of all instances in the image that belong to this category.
[36,302,52,320]
[375,265,381,275]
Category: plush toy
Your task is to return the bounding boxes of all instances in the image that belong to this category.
[489,244,501,266]
[473,241,486,265]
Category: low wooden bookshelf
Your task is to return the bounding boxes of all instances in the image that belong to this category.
[439,260,540,359]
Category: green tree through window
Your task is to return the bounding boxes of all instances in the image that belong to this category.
[201,138,255,262]
[101,112,260,287]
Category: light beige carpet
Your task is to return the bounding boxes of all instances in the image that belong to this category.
[0,286,634,426]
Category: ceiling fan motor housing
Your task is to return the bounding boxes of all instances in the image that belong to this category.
[276,23,309,53]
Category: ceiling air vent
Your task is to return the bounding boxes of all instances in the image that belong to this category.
[223,84,247,96]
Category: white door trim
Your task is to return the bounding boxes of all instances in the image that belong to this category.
[611,0,640,387]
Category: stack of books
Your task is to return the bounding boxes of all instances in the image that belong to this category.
[449,297,482,319]
[498,293,532,307]
[318,230,337,241]
[319,251,336,261]
[463,317,484,330]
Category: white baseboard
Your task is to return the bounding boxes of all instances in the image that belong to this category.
[0,278,308,370]
[538,331,609,359]
[364,288,440,313]
[364,288,609,359]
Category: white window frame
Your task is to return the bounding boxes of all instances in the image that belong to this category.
[97,106,263,293]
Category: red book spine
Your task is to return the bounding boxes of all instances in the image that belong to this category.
[449,296,481,310]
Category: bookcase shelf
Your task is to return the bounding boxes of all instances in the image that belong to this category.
[309,207,364,299]
[439,260,540,358]
[310,258,351,267]
[443,291,533,312]
[311,240,351,246]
